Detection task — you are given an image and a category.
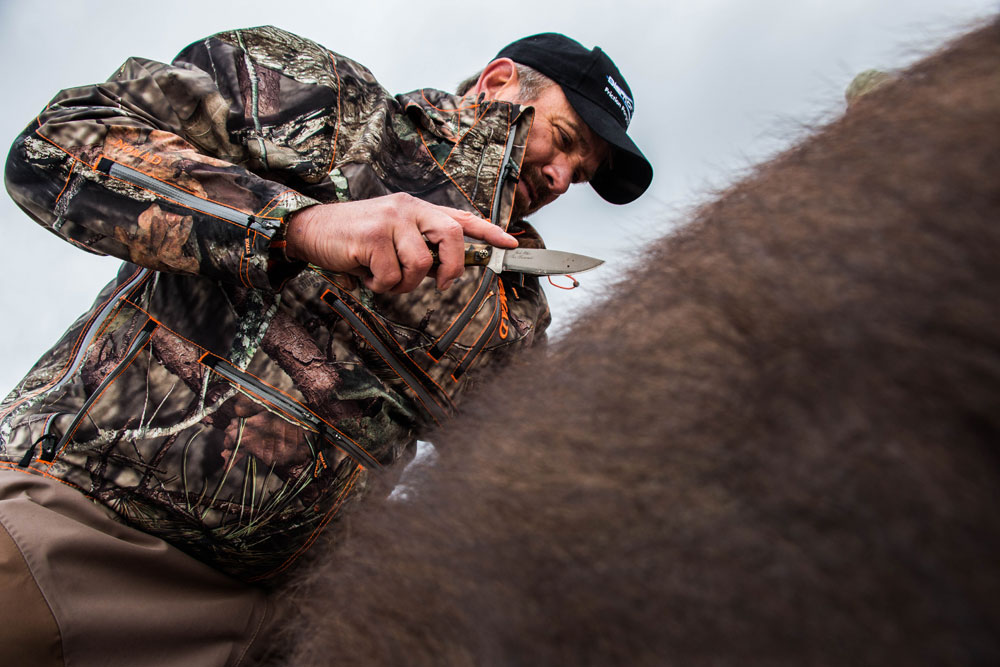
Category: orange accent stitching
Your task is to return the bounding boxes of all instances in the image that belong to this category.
[203,366,317,433]
[257,188,307,218]
[115,305,211,358]
[238,232,250,289]
[53,159,77,207]
[409,95,493,168]
[442,99,495,167]
[430,272,494,352]
[33,131,281,228]
[417,89,483,113]
[320,290,452,422]
[250,229,269,289]
[452,290,503,379]
[52,322,157,461]
[100,164,281,228]
[415,126,481,215]
[0,266,147,422]
[35,129,98,170]
[239,228,262,289]
[329,287,455,404]
[256,191,288,217]
[199,351,375,459]
[252,466,361,580]
[92,272,152,347]
[0,463,88,493]
[312,269,353,291]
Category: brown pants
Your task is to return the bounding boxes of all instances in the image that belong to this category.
[0,470,274,667]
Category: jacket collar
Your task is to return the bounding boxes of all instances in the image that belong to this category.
[396,88,533,221]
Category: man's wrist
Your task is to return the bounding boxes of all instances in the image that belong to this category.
[283,207,315,263]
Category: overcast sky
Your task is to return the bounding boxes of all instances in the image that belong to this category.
[0,0,996,392]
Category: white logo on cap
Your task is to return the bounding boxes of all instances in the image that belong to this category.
[604,75,633,125]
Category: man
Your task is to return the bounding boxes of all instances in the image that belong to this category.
[0,26,650,666]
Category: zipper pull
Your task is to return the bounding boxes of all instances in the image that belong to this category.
[18,433,57,467]
[244,221,256,257]
[38,434,60,464]
[16,441,38,468]
[503,161,520,183]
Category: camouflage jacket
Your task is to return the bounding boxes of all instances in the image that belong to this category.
[1,26,549,582]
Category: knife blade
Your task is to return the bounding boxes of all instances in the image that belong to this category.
[429,243,604,276]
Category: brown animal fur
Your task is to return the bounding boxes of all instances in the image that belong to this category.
[265,21,1000,666]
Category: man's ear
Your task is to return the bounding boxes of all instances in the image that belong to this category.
[473,58,521,102]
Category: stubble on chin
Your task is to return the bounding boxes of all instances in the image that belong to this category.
[510,166,550,220]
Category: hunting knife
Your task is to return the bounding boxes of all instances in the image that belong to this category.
[431,242,604,276]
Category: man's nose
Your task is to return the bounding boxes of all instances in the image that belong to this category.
[543,160,572,196]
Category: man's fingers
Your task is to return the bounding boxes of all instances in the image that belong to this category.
[450,210,518,248]
[416,206,520,289]
[419,204,518,249]
[365,243,403,293]
[392,225,437,293]
[286,196,519,294]
[416,209,470,290]
[427,238,464,291]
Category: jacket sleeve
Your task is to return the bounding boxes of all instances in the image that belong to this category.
[3,27,354,291]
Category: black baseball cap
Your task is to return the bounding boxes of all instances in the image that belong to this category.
[496,33,652,204]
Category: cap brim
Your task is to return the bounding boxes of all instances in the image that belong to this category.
[562,88,653,205]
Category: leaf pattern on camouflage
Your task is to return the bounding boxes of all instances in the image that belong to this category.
[1,25,549,581]
[112,204,200,274]
[215,26,349,88]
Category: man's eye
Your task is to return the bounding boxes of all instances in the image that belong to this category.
[556,127,571,147]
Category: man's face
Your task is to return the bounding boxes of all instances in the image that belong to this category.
[505,84,610,219]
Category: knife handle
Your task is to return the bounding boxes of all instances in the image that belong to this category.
[427,242,492,267]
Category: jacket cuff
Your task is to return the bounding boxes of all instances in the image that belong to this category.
[250,193,320,292]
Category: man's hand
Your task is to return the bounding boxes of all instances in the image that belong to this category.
[284,193,518,293]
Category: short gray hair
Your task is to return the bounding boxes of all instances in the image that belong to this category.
[456,62,554,101]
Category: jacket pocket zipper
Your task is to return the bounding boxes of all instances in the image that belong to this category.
[1,267,150,436]
[428,271,497,362]
[429,126,520,361]
[96,158,279,238]
[451,290,502,381]
[201,355,382,470]
[321,290,452,425]
[44,319,158,463]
